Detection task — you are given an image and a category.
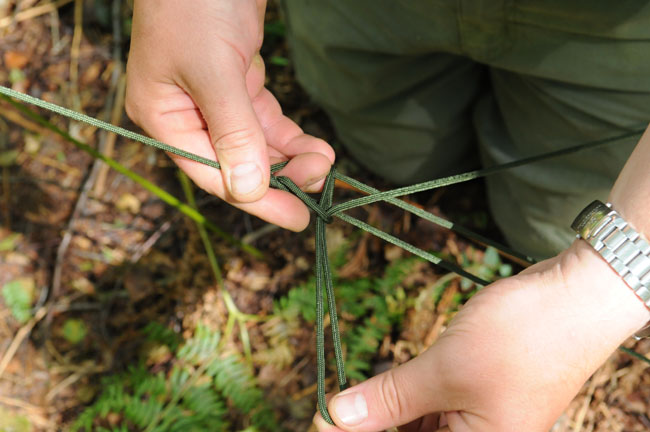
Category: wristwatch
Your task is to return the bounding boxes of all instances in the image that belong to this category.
[571,200,650,339]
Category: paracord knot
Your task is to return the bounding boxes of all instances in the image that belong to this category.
[271,175,332,223]
[319,212,333,225]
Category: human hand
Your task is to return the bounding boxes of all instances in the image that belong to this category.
[125,0,334,231]
[314,240,650,431]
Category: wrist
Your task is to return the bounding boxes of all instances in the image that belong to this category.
[559,239,650,342]
[608,125,650,235]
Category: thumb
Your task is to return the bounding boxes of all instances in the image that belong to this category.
[326,353,448,431]
[183,51,270,202]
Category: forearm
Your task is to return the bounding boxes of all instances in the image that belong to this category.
[609,124,650,235]
[561,124,650,345]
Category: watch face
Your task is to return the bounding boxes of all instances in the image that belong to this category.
[571,200,610,237]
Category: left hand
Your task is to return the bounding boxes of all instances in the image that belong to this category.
[126,0,334,232]
[314,240,650,432]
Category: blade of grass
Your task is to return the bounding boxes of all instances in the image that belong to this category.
[178,171,256,368]
[619,346,650,366]
[0,94,263,259]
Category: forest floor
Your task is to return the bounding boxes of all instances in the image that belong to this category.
[0,1,649,431]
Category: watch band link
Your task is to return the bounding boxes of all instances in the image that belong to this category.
[572,200,650,339]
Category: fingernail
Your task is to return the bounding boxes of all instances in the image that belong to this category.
[230,162,262,196]
[333,392,368,426]
[303,173,327,190]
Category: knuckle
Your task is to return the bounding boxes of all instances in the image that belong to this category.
[314,137,336,163]
[124,96,139,125]
[212,127,259,155]
[377,372,405,420]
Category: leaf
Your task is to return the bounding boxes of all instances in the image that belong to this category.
[499,263,513,278]
[0,149,19,166]
[116,193,141,213]
[8,68,26,85]
[62,319,88,344]
[3,51,29,69]
[72,277,95,295]
[1,278,34,323]
[269,56,290,66]
[460,277,474,291]
[0,232,21,251]
[55,150,67,162]
[264,21,286,37]
[483,247,501,270]
[0,407,31,432]
[79,261,94,272]
[23,134,41,154]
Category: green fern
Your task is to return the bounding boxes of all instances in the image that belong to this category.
[342,258,419,379]
[177,324,221,364]
[142,322,181,352]
[274,280,316,322]
[271,256,420,382]
[71,324,279,432]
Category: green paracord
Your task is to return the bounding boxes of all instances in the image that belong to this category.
[0,84,644,425]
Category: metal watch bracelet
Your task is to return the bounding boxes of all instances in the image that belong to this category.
[571,200,650,339]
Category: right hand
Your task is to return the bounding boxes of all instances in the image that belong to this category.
[313,240,650,431]
[125,0,335,231]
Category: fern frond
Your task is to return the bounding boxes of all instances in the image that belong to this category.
[125,397,164,428]
[143,322,182,351]
[177,324,221,364]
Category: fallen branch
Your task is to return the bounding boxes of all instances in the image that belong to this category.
[0,0,74,29]
[0,306,48,380]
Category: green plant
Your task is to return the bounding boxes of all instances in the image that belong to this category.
[72,324,280,432]
[459,246,513,292]
[0,232,21,251]
[338,258,419,380]
[62,318,88,345]
[2,277,34,323]
[269,254,421,381]
[0,407,31,432]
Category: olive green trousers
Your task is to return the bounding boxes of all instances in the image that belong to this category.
[282,0,650,259]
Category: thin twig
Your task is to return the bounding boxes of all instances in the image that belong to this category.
[0,116,8,227]
[94,0,124,196]
[0,306,47,380]
[49,6,62,55]
[68,0,83,113]
[572,375,599,432]
[94,74,126,195]
[45,364,105,402]
[291,376,334,401]
[0,102,49,134]
[278,356,310,387]
[0,394,44,412]
[30,153,82,176]
[130,218,176,263]
[0,395,53,429]
[49,145,101,309]
[241,223,280,245]
[0,0,74,29]
[1,163,8,228]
